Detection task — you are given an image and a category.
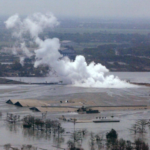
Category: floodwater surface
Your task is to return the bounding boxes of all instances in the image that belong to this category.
[0,72,150,149]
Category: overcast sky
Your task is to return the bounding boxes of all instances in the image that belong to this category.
[0,0,150,19]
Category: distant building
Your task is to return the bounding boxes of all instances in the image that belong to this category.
[59,47,76,60]
[115,49,119,55]
[61,40,77,47]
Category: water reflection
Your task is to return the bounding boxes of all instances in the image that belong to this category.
[5,123,20,133]
[129,119,150,143]
[22,127,65,148]
[53,137,65,148]
[22,128,51,140]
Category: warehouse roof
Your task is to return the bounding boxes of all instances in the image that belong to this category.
[6,99,49,107]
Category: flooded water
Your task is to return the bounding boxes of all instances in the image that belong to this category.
[5,72,150,83]
[1,72,150,149]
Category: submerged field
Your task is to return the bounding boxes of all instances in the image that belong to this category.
[0,72,149,149]
[0,83,149,149]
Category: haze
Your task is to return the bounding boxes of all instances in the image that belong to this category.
[0,0,150,19]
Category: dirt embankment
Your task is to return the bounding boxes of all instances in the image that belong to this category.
[0,78,150,86]
[0,78,27,84]
[130,82,150,87]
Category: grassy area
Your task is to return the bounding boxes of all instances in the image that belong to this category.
[54,27,150,34]
[74,42,122,53]
[79,42,121,46]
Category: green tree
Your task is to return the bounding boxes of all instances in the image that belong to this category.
[106,129,118,149]
[106,129,118,141]
[12,61,22,70]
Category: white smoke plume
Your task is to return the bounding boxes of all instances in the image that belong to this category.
[5,13,136,88]
[5,13,59,38]
[5,12,59,65]
[5,14,21,29]
[20,57,25,66]
[34,38,135,88]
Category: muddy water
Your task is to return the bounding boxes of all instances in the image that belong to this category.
[0,72,150,149]
[5,72,150,83]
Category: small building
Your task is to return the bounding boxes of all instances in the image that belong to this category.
[86,109,99,114]
[6,99,19,104]
[61,40,77,47]
[6,99,49,107]
[30,107,40,112]
[77,106,87,113]
[59,47,76,60]
[14,100,48,107]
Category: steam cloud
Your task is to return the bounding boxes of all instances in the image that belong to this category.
[5,13,135,88]
[5,13,59,65]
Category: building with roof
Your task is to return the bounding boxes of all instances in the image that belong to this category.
[6,99,49,107]
[59,47,76,60]
[61,40,77,47]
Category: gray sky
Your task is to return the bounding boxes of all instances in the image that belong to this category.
[0,0,150,19]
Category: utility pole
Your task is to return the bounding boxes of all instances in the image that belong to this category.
[73,118,77,149]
